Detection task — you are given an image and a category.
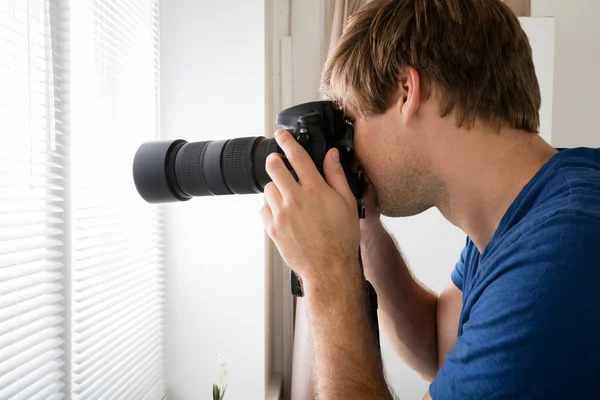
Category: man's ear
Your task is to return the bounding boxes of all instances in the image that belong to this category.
[397,66,421,125]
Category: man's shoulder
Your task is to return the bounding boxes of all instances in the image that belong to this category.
[503,147,600,254]
[436,206,600,400]
[553,148,600,215]
[490,207,600,271]
[490,148,600,251]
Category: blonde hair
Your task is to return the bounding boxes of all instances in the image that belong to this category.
[321,0,541,132]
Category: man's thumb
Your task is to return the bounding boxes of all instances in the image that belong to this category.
[323,148,354,204]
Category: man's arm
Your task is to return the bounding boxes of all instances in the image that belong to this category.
[262,131,395,399]
[291,226,462,399]
[261,131,459,398]
[361,222,461,381]
[304,259,394,400]
[436,281,462,368]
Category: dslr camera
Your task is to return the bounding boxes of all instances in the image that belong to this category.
[132,100,366,296]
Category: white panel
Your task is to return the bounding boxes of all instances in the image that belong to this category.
[520,17,555,145]
[531,0,600,148]
[291,0,322,104]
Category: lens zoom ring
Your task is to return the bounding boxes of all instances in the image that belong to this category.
[222,138,258,194]
[176,141,212,196]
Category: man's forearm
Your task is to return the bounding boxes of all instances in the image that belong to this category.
[304,261,393,400]
[361,224,439,380]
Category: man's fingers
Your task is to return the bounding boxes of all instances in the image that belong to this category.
[323,148,355,208]
[263,182,282,213]
[274,129,322,183]
[265,152,298,199]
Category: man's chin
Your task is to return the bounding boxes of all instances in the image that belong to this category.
[379,200,434,218]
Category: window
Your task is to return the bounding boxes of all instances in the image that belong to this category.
[0,0,164,398]
[0,0,65,397]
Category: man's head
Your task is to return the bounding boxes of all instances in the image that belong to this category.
[321,0,541,217]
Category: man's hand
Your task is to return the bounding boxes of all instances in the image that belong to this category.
[261,129,393,399]
[260,129,361,287]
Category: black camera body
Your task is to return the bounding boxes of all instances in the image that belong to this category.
[275,101,365,209]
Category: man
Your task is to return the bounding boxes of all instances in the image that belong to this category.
[260,0,600,398]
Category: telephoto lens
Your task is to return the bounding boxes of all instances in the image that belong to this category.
[132,136,279,204]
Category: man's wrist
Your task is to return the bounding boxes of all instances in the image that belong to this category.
[303,259,364,306]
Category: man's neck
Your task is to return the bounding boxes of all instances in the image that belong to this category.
[433,126,557,253]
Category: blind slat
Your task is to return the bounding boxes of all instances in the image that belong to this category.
[116,363,163,400]
[74,225,160,241]
[0,260,62,282]
[24,378,65,400]
[0,249,62,269]
[0,348,63,391]
[97,350,162,400]
[0,270,62,295]
[73,285,159,331]
[0,226,62,241]
[0,215,62,229]
[74,247,161,273]
[77,343,161,398]
[75,235,161,257]
[73,299,161,351]
[0,202,63,215]
[0,292,62,321]
[0,303,63,338]
[0,359,64,397]
[0,336,63,380]
[74,324,161,386]
[74,268,158,311]
[0,282,62,310]
[73,302,159,364]
[0,326,63,365]
[73,253,161,283]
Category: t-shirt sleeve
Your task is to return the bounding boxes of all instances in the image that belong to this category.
[430,212,600,399]
[450,238,470,291]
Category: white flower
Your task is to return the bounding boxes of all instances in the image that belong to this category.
[217,353,229,388]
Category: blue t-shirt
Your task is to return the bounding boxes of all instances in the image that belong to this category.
[430,148,600,399]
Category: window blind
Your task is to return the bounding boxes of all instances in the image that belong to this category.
[1,0,164,397]
[69,0,165,399]
[0,0,66,398]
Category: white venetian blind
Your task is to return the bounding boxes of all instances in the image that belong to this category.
[0,0,66,399]
[69,0,164,398]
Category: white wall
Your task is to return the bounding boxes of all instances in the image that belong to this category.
[160,1,267,399]
[290,0,324,104]
[532,0,600,148]
[520,17,555,145]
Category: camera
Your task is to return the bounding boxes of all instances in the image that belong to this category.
[132,100,365,211]
[132,100,369,299]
